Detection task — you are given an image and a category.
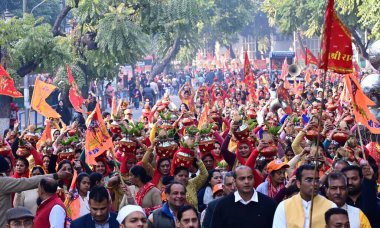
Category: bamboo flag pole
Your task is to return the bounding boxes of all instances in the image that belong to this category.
[308,69,328,228]
[109,147,126,186]
[356,123,367,161]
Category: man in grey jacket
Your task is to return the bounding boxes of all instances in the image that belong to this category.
[0,155,72,228]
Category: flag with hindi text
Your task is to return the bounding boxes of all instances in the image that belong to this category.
[319,0,353,74]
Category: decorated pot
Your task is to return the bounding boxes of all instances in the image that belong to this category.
[332,132,350,144]
[58,147,75,160]
[246,108,257,119]
[158,120,174,130]
[198,134,215,155]
[156,139,178,158]
[16,146,30,157]
[173,150,194,168]
[119,137,137,154]
[233,123,250,141]
[67,129,77,137]
[109,122,122,135]
[24,133,39,144]
[182,118,193,127]
[259,146,278,160]
[0,143,11,156]
[326,102,337,111]
[305,129,320,141]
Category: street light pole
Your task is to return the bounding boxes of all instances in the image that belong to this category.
[23,0,30,128]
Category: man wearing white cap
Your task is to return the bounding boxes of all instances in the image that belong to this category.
[117,205,147,228]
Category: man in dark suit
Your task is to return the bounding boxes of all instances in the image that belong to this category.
[71,186,119,228]
[210,166,276,228]
[202,171,236,228]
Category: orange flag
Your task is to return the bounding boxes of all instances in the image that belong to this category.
[0,65,23,98]
[36,121,52,151]
[344,73,380,134]
[85,103,113,165]
[67,65,85,113]
[31,78,61,118]
[319,0,353,74]
[198,103,209,129]
[243,51,256,100]
[304,66,312,83]
[305,48,319,66]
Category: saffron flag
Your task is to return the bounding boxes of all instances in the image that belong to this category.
[67,65,85,113]
[36,121,52,151]
[344,73,380,134]
[31,78,61,118]
[85,103,113,165]
[304,66,312,84]
[0,65,23,98]
[319,0,353,74]
[198,103,210,129]
[243,51,256,100]
[305,48,319,66]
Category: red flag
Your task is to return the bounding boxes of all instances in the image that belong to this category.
[67,65,85,113]
[243,51,256,100]
[0,65,23,98]
[0,65,10,77]
[345,74,380,134]
[319,0,353,74]
[305,48,319,66]
[85,103,113,165]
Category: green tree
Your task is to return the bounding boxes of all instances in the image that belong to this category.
[261,0,378,60]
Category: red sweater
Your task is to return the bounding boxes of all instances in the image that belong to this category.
[34,194,66,228]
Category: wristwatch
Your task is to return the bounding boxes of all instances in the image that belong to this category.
[53,173,59,180]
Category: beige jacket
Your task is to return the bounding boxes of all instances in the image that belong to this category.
[0,174,54,228]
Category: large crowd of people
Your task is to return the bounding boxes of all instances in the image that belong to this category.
[1,67,380,228]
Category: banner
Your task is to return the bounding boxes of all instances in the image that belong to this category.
[85,103,113,165]
[0,65,23,98]
[344,74,380,134]
[67,65,85,113]
[305,48,319,66]
[243,51,256,100]
[31,78,61,118]
[319,0,353,74]
[253,60,267,70]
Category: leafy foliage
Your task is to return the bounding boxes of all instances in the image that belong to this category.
[0,14,72,77]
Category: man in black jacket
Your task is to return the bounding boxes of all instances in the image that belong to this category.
[71,186,119,228]
[210,166,276,228]
[342,164,380,228]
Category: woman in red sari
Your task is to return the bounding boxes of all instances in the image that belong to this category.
[120,165,162,216]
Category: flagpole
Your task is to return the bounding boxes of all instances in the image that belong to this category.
[356,123,367,161]
[109,147,126,186]
[308,69,328,228]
